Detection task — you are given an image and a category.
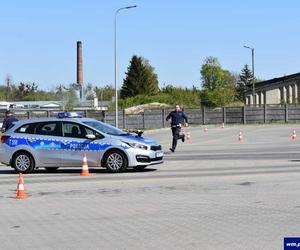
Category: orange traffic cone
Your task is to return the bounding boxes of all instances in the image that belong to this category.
[16,173,27,199]
[221,123,225,128]
[80,153,92,176]
[16,172,25,192]
[204,127,208,133]
[238,131,243,142]
[292,130,297,141]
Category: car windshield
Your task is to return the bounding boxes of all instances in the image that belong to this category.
[83,121,128,136]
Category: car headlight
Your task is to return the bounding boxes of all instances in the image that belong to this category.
[123,141,148,150]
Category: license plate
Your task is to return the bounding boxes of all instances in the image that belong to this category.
[156,152,164,158]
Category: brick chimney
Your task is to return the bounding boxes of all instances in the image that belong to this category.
[77,41,83,99]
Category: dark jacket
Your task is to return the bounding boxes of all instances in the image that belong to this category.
[2,115,18,131]
[166,111,188,126]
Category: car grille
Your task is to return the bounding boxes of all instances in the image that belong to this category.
[150,145,162,151]
[151,157,163,161]
[136,155,150,163]
[136,156,163,163]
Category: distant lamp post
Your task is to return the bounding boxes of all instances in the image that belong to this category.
[114,5,137,128]
[243,45,255,105]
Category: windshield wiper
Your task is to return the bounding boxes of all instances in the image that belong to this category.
[123,129,144,137]
[120,133,130,136]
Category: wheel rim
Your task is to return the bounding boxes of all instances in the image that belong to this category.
[107,153,123,171]
[15,155,31,171]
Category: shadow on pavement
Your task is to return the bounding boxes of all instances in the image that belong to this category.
[0,167,157,175]
[0,169,15,174]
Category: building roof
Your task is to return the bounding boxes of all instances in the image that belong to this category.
[0,99,112,110]
[13,101,63,106]
[255,72,300,88]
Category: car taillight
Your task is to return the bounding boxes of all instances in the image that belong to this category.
[1,135,10,143]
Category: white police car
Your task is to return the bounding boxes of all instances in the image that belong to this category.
[0,112,164,173]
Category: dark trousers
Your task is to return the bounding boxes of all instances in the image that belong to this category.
[171,127,183,150]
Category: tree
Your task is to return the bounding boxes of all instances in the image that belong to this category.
[94,85,115,101]
[201,87,237,107]
[237,64,253,100]
[200,56,238,106]
[8,82,39,101]
[84,83,95,100]
[0,85,7,101]
[200,57,224,90]
[54,84,79,111]
[141,58,159,95]
[223,70,238,88]
[121,55,159,99]
[21,90,56,101]
[161,84,200,107]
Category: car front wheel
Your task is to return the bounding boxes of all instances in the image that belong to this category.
[12,151,35,174]
[103,150,127,173]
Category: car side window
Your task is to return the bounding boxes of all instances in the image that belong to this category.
[63,122,104,139]
[15,123,37,134]
[62,122,83,138]
[35,122,61,136]
[83,126,104,139]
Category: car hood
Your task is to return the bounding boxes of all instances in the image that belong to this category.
[111,134,160,146]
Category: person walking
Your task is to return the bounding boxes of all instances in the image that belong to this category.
[1,110,18,132]
[166,104,188,152]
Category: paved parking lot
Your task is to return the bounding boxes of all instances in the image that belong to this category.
[1,124,300,250]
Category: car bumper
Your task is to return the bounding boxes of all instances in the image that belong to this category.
[126,148,164,167]
[0,145,12,165]
[149,159,164,166]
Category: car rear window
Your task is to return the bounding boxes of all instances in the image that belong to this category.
[15,122,61,136]
[15,123,37,134]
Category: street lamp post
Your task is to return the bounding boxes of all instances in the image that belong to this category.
[243,45,255,105]
[114,5,137,128]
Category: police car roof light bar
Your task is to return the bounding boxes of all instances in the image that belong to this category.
[57,112,83,118]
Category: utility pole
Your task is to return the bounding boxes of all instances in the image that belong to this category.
[114,5,137,127]
[244,45,255,105]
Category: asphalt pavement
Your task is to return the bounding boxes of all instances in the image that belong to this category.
[1,124,300,250]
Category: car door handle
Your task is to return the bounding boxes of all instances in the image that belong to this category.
[27,138,36,143]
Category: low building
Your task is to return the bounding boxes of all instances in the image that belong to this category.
[0,102,13,110]
[6,99,112,111]
[11,101,63,109]
[245,72,300,105]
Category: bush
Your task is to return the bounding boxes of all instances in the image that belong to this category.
[201,87,237,107]
[117,86,201,109]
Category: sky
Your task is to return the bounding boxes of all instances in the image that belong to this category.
[0,0,300,90]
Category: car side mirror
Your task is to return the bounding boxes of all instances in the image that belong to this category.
[86,134,96,140]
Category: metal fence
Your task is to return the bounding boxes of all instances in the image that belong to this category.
[4,104,300,130]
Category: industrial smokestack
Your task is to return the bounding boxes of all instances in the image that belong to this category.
[77,41,83,99]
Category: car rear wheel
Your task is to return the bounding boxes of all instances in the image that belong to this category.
[103,150,127,173]
[45,167,59,172]
[12,151,35,174]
